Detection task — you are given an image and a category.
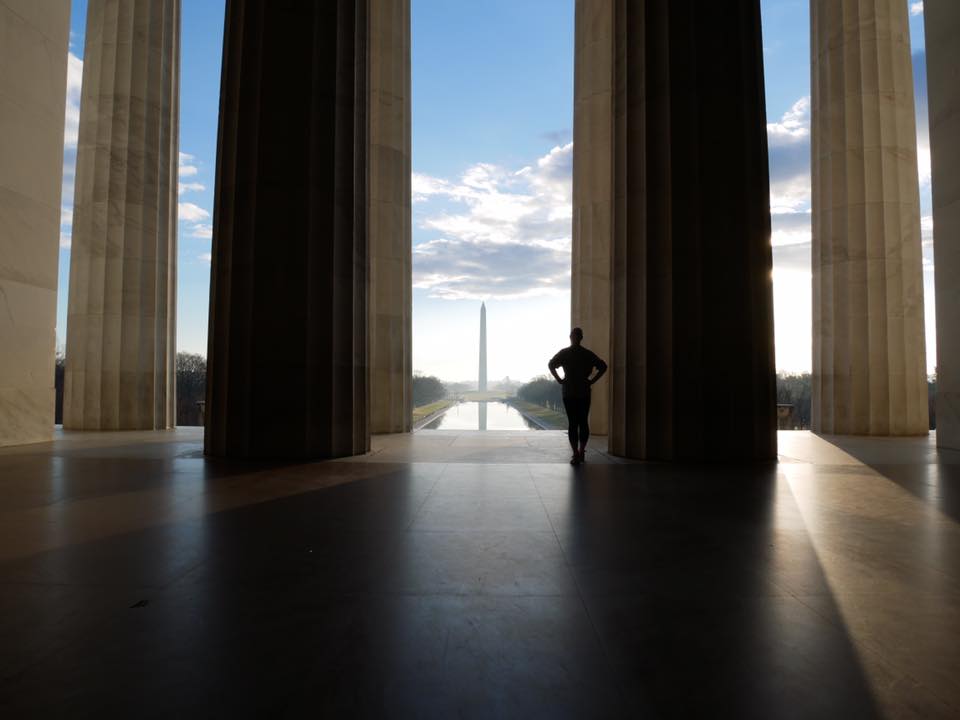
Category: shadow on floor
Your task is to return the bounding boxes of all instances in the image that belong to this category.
[819,434,960,525]
[0,451,888,718]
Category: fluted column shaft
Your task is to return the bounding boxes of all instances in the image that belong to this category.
[369,0,412,434]
[571,0,614,437]
[64,0,179,431]
[574,0,777,461]
[205,0,369,460]
[811,0,928,435]
[925,1,960,449]
[0,2,71,446]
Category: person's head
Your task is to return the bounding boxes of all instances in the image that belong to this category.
[570,327,584,346]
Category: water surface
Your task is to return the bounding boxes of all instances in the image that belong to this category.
[423,401,539,431]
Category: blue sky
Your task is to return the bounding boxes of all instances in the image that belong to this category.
[58,0,936,382]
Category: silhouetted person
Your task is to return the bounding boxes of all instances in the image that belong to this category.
[549,328,607,465]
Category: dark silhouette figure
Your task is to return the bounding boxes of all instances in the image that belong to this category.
[549,328,607,465]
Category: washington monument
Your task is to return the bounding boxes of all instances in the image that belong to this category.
[479,302,487,392]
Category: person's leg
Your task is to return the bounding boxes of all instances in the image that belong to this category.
[562,398,579,455]
[578,396,591,457]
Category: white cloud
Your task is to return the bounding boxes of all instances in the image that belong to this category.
[921,214,934,248]
[60,207,73,248]
[771,211,811,250]
[190,223,213,240]
[765,97,816,371]
[413,173,457,203]
[198,252,212,263]
[59,52,84,252]
[767,97,812,213]
[64,53,83,149]
[412,143,573,300]
[922,215,935,274]
[911,2,923,16]
[178,182,206,196]
[767,96,809,144]
[916,140,931,188]
[178,202,210,222]
[179,152,199,178]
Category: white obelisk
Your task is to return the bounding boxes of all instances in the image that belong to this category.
[479,302,487,392]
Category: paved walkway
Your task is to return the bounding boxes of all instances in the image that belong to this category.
[0,429,958,717]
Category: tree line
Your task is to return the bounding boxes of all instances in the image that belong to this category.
[52,359,938,430]
[515,373,816,428]
[518,372,938,431]
[53,352,208,426]
[413,374,446,407]
[517,376,563,412]
[775,373,938,430]
[176,353,206,425]
[776,373,812,429]
[55,358,454,424]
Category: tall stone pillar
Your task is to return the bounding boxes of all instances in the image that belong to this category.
[0,2,71,446]
[205,0,369,460]
[925,1,960,450]
[571,0,614,437]
[573,0,777,461]
[811,0,928,436]
[64,0,180,431]
[369,0,412,434]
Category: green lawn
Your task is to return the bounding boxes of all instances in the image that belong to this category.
[412,398,457,423]
[508,399,567,430]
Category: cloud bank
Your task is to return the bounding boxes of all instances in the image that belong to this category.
[59,53,83,249]
[412,143,573,300]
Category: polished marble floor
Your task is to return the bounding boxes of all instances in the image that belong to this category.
[0,429,958,718]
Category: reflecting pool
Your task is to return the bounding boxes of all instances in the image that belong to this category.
[422,401,540,431]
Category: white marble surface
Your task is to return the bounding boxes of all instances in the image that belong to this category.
[0,0,69,447]
[369,0,412,434]
[64,0,179,431]
[571,0,613,437]
[925,0,960,450]
[811,0,929,435]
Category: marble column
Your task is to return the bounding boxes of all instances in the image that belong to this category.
[369,0,412,434]
[925,1,960,450]
[811,0,928,436]
[205,0,369,460]
[576,0,777,461]
[571,0,614,437]
[64,0,180,431]
[0,1,71,446]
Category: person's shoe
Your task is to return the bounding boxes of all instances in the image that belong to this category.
[570,452,581,466]
[578,449,587,463]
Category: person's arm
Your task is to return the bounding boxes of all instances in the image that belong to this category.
[589,355,608,385]
[548,353,564,384]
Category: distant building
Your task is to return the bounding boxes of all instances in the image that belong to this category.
[777,404,796,430]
